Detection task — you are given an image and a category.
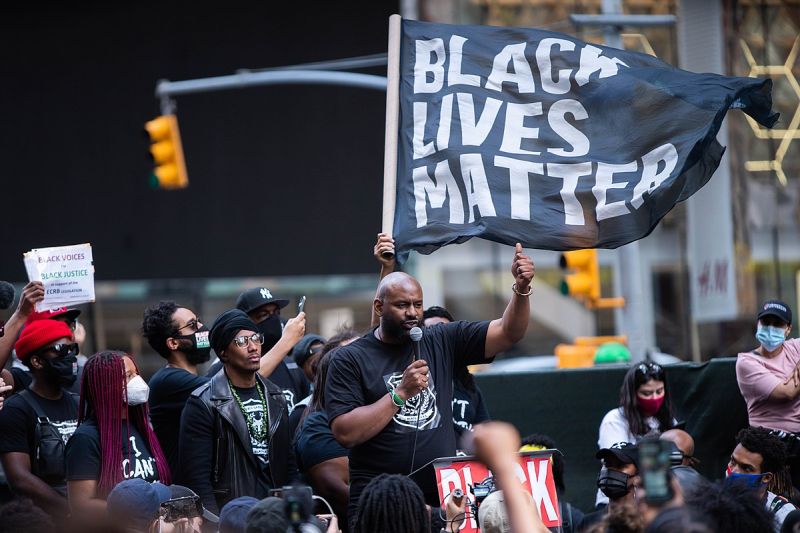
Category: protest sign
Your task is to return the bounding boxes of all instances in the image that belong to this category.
[24,243,95,311]
[387,19,778,263]
[433,452,560,531]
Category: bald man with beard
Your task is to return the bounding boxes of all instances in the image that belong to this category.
[325,243,535,524]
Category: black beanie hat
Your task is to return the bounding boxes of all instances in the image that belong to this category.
[291,334,326,368]
[210,309,258,357]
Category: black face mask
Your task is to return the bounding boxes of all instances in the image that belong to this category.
[173,326,212,365]
[39,354,78,387]
[597,467,631,500]
[256,316,283,355]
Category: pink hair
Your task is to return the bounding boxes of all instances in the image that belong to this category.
[78,351,171,495]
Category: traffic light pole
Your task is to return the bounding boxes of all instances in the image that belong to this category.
[571,0,675,362]
[154,69,387,113]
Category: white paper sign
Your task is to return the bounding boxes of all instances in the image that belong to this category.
[23,243,95,311]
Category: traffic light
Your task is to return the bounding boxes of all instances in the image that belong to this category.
[144,114,188,189]
[559,250,626,309]
[559,249,600,304]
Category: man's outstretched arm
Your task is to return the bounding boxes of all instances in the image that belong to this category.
[370,233,396,328]
[0,282,44,369]
[485,243,534,359]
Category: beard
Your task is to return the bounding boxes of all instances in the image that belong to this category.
[381,315,420,340]
[186,347,212,365]
[178,339,212,366]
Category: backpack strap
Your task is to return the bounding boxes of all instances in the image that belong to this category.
[17,389,51,425]
[18,389,79,423]
[768,494,789,514]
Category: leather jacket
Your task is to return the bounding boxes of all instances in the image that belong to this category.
[185,368,298,512]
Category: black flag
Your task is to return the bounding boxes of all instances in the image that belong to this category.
[392,19,778,264]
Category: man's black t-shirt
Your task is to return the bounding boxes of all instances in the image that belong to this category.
[148,367,209,472]
[207,358,309,412]
[9,367,32,392]
[325,320,490,478]
[65,420,161,483]
[288,396,311,439]
[0,389,79,489]
[452,379,490,439]
[266,360,310,412]
[232,384,270,475]
[295,410,348,472]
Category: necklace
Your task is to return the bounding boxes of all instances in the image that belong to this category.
[229,379,269,443]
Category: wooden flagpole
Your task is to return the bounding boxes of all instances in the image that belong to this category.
[381,14,402,255]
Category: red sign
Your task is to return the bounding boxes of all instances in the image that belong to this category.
[434,451,561,531]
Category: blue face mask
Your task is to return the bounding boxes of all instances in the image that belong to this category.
[756,325,786,352]
[725,467,766,488]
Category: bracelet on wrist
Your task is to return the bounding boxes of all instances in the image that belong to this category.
[512,283,532,296]
[390,390,405,407]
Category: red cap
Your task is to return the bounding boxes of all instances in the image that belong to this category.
[15,319,74,361]
[24,307,81,326]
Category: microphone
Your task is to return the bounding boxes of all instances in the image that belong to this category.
[0,282,15,310]
[409,326,423,361]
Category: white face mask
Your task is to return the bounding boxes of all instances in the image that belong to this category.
[126,375,150,406]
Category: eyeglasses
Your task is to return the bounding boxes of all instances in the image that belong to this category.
[37,343,79,358]
[232,333,264,348]
[176,318,201,333]
[636,362,664,378]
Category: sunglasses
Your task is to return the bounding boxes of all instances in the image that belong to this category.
[176,318,201,333]
[232,332,264,348]
[37,343,79,358]
[636,362,664,378]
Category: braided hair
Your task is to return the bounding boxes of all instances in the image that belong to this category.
[78,351,171,495]
[353,474,430,533]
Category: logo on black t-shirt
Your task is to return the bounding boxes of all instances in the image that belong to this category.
[385,372,441,431]
[281,389,296,411]
[122,435,157,480]
[239,397,269,463]
[51,419,78,444]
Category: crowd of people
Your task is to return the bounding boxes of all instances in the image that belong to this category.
[0,235,799,533]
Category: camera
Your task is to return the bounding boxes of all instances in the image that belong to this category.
[269,484,328,533]
[464,475,498,521]
[470,475,497,504]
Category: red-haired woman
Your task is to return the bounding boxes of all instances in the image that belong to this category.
[65,351,171,514]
